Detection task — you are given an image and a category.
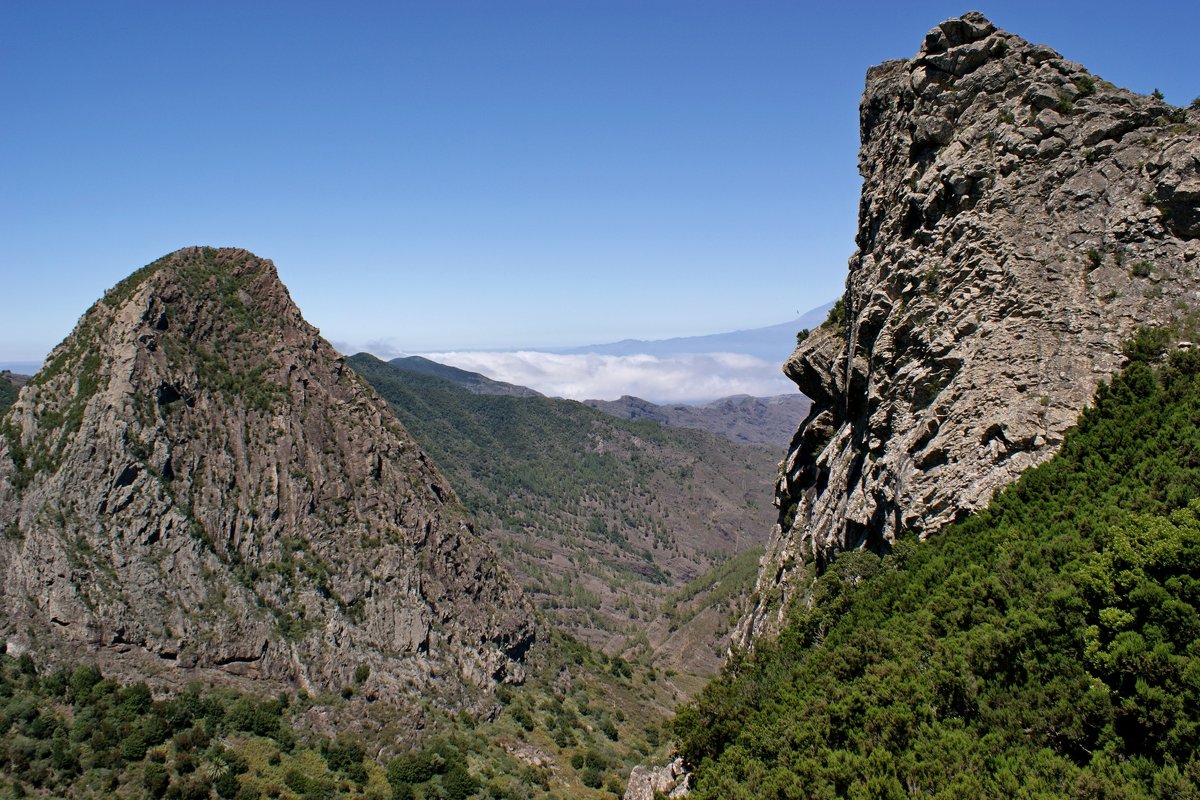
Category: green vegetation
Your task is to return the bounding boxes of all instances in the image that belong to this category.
[662,548,763,635]
[0,654,309,800]
[822,298,846,330]
[673,347,1200,798]
[0,376,16,415]
[1074,74,1097,97]
[1132,260,1154,278]
[347,353,773,664]
[0,626,683,799]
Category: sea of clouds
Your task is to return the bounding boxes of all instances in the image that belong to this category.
[416,350,792,404]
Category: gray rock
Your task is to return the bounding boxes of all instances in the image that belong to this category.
[624,757,689,800]
[0,248,535,722]
[736,13,1200,644]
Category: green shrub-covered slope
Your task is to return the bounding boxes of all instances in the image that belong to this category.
[0,629,678,799]
[0,376,16,414]
[674,347,1200,799]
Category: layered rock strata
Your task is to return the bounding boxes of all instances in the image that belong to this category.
[0,247,534,710]
[740,12,1200,641]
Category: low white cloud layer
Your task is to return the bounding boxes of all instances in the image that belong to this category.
[417,350,793,404]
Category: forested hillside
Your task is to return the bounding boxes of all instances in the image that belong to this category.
[674,343,1200,798]
[0,377,15,414]
[347,354,774,675]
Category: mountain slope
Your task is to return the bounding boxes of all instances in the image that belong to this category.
[347,353,776,673]
[741,11,1200,642]
[389,355,543,397]
[585,393,810,448]
[0,247,532,712]
[0,373,19,414]
[675,346,1200,798]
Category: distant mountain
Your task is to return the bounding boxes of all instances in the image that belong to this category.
[0,361,43,375]
[348,353,777,674]
[586,393,810,448]
[553,302,834,362]
[389,355,542,397]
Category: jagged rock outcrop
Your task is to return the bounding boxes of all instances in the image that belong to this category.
[739,12,1200,641]
[0,247,534,713]
[623,757,689,800]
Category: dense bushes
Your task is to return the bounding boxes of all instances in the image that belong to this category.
[674,349,1200,797]
[0,376,16,414]
[0,660,295,799]
[0,640,644,798]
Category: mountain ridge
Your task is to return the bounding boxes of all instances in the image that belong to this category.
[551,302,834,362]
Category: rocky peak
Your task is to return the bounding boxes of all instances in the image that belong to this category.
[739,13,1200,641]
[0,247,533,714]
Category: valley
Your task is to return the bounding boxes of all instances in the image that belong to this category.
[347,353,778,679]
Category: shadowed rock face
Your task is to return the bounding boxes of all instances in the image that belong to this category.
[739,12,1200,642]
[0,247,534,713]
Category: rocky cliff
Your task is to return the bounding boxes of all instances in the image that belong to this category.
[739,12,1200,641]
[0,247,533,712]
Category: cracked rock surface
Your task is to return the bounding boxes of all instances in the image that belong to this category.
[0,247,534,716]
[738,12,1200,643]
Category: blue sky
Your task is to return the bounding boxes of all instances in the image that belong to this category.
[3,1,1198,364]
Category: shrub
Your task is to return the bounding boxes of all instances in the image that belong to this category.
[213,771,241,800]
[386,749,442,787]
[144,762,170,798]
[442,765,480,800]
[322,735,366,783]
[510,705,534,731]
[822,298,846,329]
[580,766,604,788]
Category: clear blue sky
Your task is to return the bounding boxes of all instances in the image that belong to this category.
[3,1,1198,363]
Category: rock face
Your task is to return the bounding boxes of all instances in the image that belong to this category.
[623,757,689,800]
[0,247,533,710]
[739,12,1200,641]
